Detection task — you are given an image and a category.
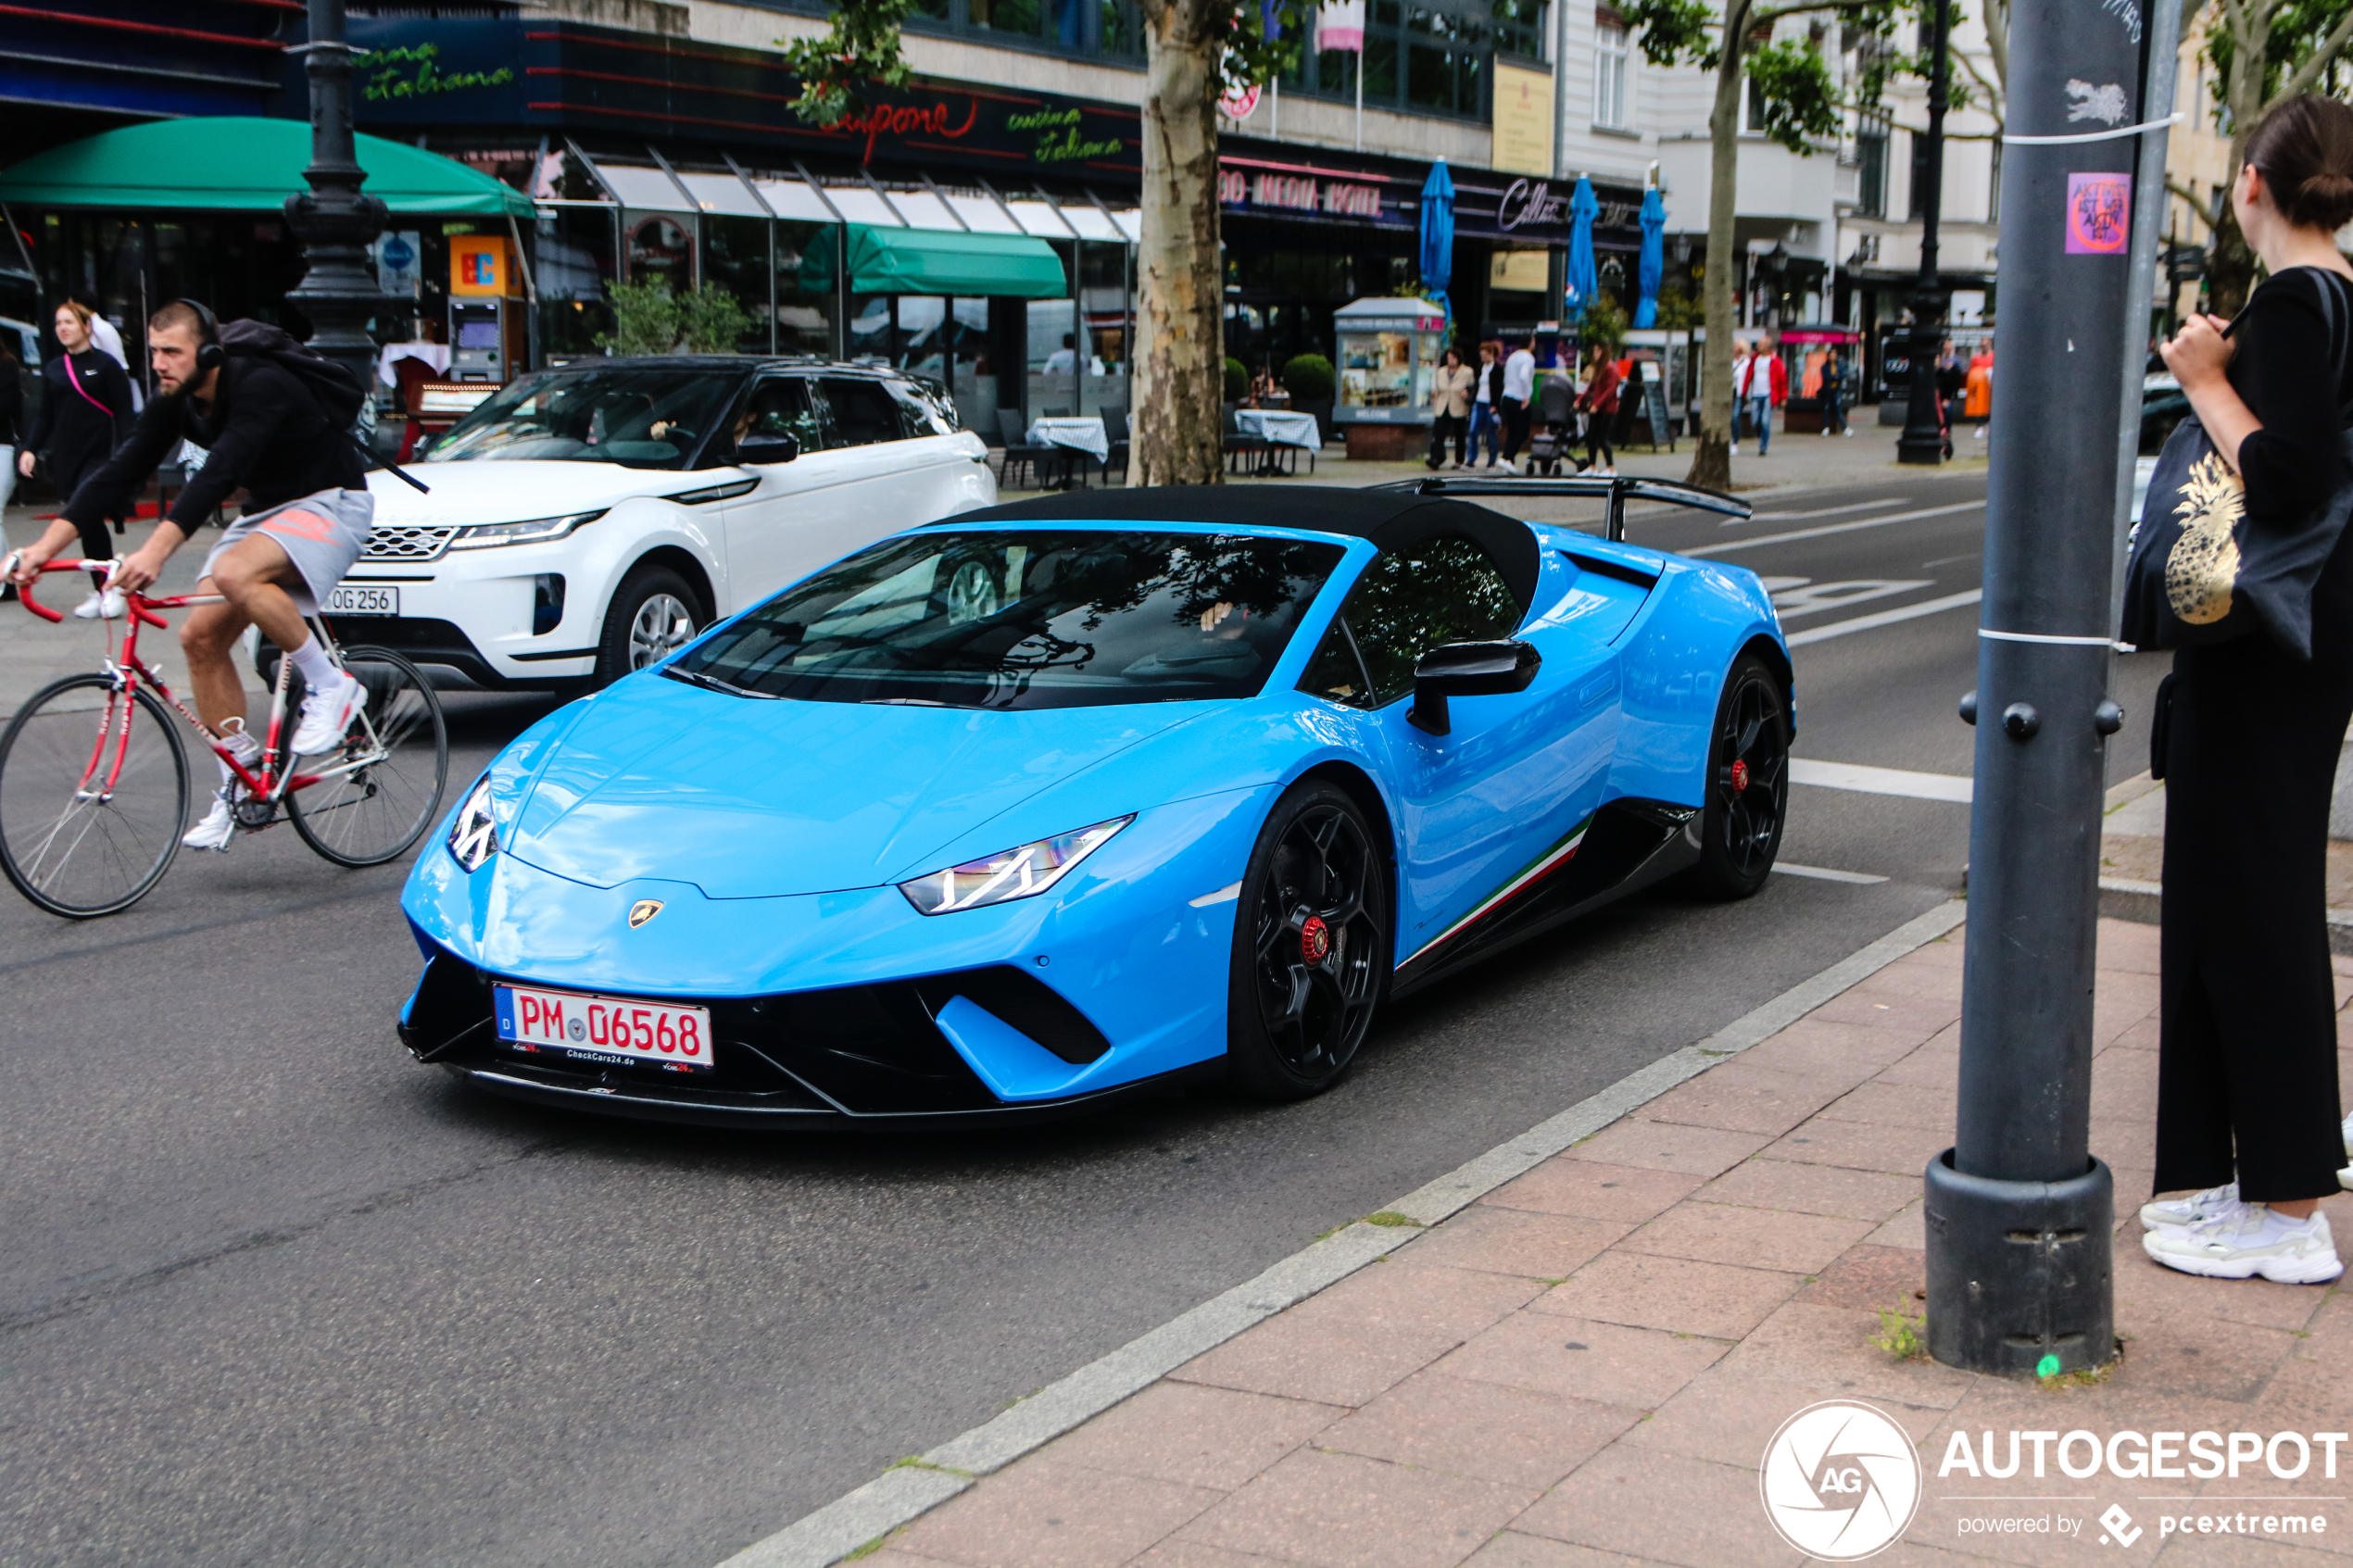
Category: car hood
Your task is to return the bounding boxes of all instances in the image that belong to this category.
[367,458,724,527]
[498,676,1206,897]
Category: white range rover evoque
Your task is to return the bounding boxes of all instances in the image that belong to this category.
[341,356,997,689]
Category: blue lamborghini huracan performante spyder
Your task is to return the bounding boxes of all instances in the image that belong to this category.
[396,481,1793,1126]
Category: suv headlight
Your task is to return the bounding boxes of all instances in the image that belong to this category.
[898,816,1131,915]
[447,775,499,872]
[447,509,607,550]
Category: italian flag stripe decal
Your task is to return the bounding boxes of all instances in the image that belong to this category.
[1401,815,1593,968]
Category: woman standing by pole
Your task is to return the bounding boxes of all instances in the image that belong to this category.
[2141,95,2353,1283]
[17,300,132,618]
[1427,345,1472,470]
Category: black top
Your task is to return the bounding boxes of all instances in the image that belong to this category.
[947,485,1543,613]
[25,349,133,482]
[2229,267,2353,530]
[0,359,20,446]
[61,356,362,534]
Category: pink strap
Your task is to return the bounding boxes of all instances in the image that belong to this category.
[65,354,118,420]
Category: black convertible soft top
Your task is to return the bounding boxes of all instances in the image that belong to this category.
[942,485,1544,614]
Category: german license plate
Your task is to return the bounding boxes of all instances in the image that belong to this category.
[326,585,399,616]
[494,984,714,1073]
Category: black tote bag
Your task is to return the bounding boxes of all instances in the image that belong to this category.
[2121,270,2353,660]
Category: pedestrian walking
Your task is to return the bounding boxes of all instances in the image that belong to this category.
[18,299,133,617]
[1498,335,1536,471]
[2140,94,2353,1285]
[1729,340,1751,455]
[1819,344,1850,435]
[1426,345,1473,469]
[1965,342,1994,440]
[1467,340,1504,468]
[1579,343,1620,475]
[1737,340,1774,455]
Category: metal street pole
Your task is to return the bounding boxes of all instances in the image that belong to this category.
[285,0,394,405]
[1924,0,2169,1376]
[1895,0,1952,465]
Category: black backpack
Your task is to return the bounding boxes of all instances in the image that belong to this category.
[218,319,366,432]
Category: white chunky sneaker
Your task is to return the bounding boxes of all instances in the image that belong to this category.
[2143,1203,2344,1284]
[71,587,125,620]
[291,671,366,755]
[182,788,238,852]
[2141,1181,2240,1231]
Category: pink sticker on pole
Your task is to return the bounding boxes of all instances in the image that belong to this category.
[2066,172,2133,254]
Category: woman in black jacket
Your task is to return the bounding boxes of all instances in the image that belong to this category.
[18,299,133,616]
[2142,94,2353,1285]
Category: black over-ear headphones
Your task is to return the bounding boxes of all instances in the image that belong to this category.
[172,297,224,372]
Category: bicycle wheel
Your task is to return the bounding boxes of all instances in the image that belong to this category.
[285,646,449,868]
[0,674,190,918]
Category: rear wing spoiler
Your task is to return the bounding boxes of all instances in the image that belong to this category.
[1365,474,1751,544]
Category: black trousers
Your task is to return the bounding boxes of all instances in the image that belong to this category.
[57,455,116,584]
[2156,628,2353,1201]
[1586,418,1613,470]
[1500,396,1529,461]
[1428,412,1466,467]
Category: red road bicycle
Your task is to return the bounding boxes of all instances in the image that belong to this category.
[0,557,449,918]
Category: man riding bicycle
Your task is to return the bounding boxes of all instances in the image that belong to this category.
[5,300,374,852]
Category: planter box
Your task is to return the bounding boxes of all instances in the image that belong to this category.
[1344,422,1423,461]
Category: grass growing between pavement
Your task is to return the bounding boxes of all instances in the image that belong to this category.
[1871,1305,1928,1361]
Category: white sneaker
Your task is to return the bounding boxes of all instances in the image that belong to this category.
[291,671,367,755]
[182,788,238,852]
[1844,428,1855,437]
[1730,444,1739,456]
[1496,460,1516,474]
[71,587,125,620]
[2141,1181,2238,1230]
[2143,1203,2344,1284]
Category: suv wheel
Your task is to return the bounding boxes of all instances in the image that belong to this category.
[594,565,704,688]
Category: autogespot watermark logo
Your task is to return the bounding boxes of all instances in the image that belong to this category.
[1760,1400,1925,1561]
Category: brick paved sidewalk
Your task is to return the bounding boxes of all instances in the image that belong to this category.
[849,920,2353,1568]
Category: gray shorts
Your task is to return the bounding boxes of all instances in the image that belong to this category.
[200,488,374,614]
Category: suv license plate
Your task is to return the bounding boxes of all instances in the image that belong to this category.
[327,585,398,616]
[494,984,714,1073]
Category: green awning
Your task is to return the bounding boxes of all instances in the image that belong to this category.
[0,117,535,219]
[846,223,1066,298]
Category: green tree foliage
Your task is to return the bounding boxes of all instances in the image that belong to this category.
[1579,292,1630,350]
[1279,353,1335,401]
[780,0,923,125]
[1225,357,1250,400]
[596,279,758,357]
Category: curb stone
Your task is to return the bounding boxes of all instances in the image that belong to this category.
[713,896,1969,1568]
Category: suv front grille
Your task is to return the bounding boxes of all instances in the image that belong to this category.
[363,524,459,562]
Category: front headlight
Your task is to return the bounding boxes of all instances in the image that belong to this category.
[447,509,608,550]
[898,816,1132,915]
[447,775,499,872]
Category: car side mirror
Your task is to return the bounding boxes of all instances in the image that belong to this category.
[1408,639,1541,735]
[736,433,799,466]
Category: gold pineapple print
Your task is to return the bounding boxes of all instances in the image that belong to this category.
[2166,452,2243,624]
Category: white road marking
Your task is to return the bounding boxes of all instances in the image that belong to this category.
[1740,496,1906,523]
[1784,588,1984,646]
[1790,759,1974,803]
[1771,579,1932,619]
[1686,499,1985,558]
[1773,861,1893,884]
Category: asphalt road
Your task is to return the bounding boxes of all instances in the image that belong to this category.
[0,460,2168,1567]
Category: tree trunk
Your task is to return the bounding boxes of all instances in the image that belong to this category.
[1134,3,1227,487]
[1686,36,1747,490]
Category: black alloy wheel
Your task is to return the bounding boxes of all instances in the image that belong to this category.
[1225,780,1390,1100]
[1689,651,1790,898]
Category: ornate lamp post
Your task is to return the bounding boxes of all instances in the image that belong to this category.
[285,0,393,405]
[1896,0,1952,465]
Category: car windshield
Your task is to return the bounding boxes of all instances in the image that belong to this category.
[669,530,1348,709]
[425,366,745,469]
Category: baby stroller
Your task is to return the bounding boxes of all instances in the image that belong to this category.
[1526,425,1570,476]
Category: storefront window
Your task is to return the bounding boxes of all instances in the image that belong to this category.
[777,221,837,357]
[627,215,692,287]
[1078,239,1129,419]
[536,206,619,360]
[702,213,772,353]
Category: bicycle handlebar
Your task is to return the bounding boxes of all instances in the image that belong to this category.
[8,558,170,628]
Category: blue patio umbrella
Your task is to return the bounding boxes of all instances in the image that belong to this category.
[1418,159,1454,324]
[1633,186,1666,328]
[1566,175,1599,321]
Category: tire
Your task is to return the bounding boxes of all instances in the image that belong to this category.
[285,646,450,868]
[1224,779,1391,1100]
[593,564,705,688]
[1686,652,1791,899]
[0,675,189,918]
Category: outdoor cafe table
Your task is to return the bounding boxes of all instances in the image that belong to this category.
[1235,408,1321,451]
[1026,416,1110,462]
